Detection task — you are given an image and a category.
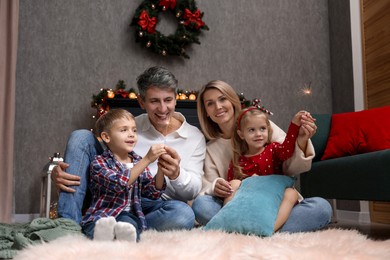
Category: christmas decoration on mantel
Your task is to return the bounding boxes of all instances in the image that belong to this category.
[91,80,250,118]
[130,0,209,59]
[91,80,200,117]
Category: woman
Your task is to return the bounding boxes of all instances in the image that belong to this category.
[192,80,332,233]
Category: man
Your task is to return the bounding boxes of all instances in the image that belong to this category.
[53,66,206,230]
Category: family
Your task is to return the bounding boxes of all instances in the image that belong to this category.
[52,66,332,241]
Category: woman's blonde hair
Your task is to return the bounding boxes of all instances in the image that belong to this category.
[231,108,273,180]
[197,80,242,140]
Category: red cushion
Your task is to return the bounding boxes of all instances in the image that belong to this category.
[321,106,390,160]
[359,106,390,153]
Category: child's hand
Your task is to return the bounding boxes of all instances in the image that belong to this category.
[145,144,167,163]
[296,111,317,153]
[298,111,317,139]
[292,111,305,126]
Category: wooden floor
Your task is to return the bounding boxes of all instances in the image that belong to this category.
[328,220,390,241]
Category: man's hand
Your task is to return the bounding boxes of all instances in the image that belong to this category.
[51,161,81,193]
[213,178,233,198]
[157,146,180,180]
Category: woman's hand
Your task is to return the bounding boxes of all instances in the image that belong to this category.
[51,161,81,192]
[213,179,233,198]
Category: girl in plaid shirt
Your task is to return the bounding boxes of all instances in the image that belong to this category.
[81,109,167,242]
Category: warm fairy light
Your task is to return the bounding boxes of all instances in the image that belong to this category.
[128,92,137,99]
[189,93,196,100]
[107,90,115,98]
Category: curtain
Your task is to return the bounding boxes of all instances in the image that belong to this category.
[0,0,19,223]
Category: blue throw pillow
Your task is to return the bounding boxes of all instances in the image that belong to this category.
[203,175,295,237]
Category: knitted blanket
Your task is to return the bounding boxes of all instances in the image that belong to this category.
[0,217,82,259]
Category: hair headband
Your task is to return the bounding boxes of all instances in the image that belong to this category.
[237,98,273,129]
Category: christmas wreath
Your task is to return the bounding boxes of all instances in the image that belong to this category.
[130,0,209,59]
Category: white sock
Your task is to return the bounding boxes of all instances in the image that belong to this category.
[114,222,137,242]
[94,216,116,241]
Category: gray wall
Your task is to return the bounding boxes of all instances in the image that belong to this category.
[15,0,337,214]
[328,0,354,113]
[328,0,358,211]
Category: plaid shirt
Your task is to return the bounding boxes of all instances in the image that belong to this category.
[81,149,166,230]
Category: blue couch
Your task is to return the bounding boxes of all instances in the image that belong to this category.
[300,114,390,201]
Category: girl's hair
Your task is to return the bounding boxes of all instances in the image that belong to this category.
[231,108,273,180]
[95,109,135,136]
[197,80,242,140]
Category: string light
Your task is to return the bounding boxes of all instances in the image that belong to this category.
[107,89,115,98]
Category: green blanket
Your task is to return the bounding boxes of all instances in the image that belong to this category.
[0,217,82,259]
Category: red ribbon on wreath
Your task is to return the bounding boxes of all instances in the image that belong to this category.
[159,0,176,10]
[183,9,205,29]
[138,10,157,33]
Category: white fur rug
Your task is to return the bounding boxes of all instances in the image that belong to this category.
[14,228,390,260]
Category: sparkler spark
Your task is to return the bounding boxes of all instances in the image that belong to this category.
[301,82,312,96]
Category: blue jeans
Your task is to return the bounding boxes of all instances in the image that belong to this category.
[83,211,142,241]
[141,198,195,231]
[57,130,102,224]
[192,194,332,233]
[57,129,195,230]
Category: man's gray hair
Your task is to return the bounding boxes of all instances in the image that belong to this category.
[136,66,178,99]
